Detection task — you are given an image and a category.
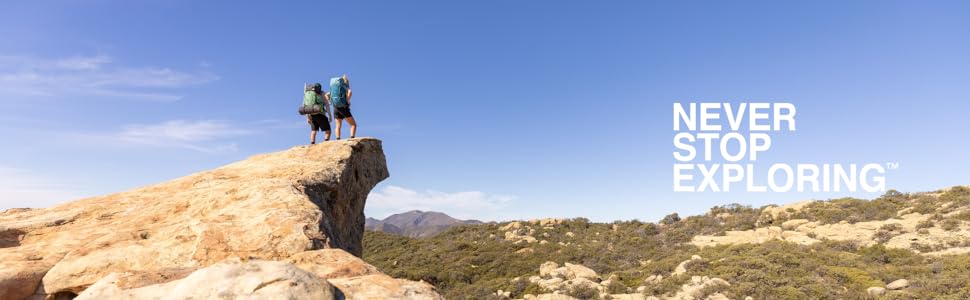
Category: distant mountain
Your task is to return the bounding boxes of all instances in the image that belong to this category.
[365,210,482,237]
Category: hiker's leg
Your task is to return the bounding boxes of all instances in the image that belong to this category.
[310,130,317,144]
[335,119,343,139]
[324,130,331,141]
[346,117,357,138]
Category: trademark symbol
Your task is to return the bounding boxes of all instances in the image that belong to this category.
[886,162,899,170]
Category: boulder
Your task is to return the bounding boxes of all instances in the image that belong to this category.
[669,276,730,300]
[886,279,910,290]
[564,263,599,281]
[327,274,442,300]
[537,277,565,291]
[75,260,335,300]
[539,262,560,277]
[534,294,579,300]
[782,219,810,230]
[867,286,886,297]
[609,294,647,300]
[672,255,703,276]
[500,222,523,231]
[285,249,379,279]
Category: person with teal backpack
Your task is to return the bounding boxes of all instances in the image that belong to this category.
[301,83,332,144]
[328,74,356,139]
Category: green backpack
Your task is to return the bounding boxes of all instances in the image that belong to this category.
[299,83,325,115]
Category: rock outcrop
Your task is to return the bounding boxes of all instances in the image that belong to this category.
[75,260,336,300]
[693,195,970,256]
[0,138,442,299]
[523,261,731,300]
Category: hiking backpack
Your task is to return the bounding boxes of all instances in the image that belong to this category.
[329,77,349,108]
[299,83,325,115]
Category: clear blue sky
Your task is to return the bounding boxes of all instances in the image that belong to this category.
[1,1,968,222]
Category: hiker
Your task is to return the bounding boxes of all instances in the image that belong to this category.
[303,83,332,144]
[329,74,356,139]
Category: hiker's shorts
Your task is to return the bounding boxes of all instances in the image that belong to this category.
[334,106,353,119]
[310,114,330,132]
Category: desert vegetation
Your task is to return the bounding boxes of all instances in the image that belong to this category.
[362,187,970,299]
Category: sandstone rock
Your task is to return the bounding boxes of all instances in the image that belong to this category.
[672,255,703,276]
[539,261,560,277]
[534,294,578,300]
[549,268,569,280]
[564,262,599,281]
[530,218,564,227]
[886,278,910,290]
[537,277,565,291]
[600,274,618,287]
[669,276,730,300]
[781,219,810,230]
[762,201,813,219]
[284,249,379,279]
[705,293,731,300]
[500,221,523,231]
[328,274,443,300]
[565,232,575,237]
[692,206,970,255]
[867,286,886,297]
[610,294,647,300]
[0,139,439,299]
[75,260,336,300]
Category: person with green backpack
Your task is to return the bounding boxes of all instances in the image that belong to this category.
[303,83,332,144]
[328,74,356,139]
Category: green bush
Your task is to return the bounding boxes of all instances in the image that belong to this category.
[786,197,901,224]
[565,284,601,299]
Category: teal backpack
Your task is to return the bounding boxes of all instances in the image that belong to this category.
[329,77,349,108]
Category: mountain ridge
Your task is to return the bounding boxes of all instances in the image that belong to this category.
[366,210,483,237]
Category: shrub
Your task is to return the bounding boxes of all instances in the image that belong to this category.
[873,230,894,244]
[952,211,970,222]
[788,197,900,224]
[880,223,902,232]
[916,220,935,230]
[605,278,626,294]
[911,196,940,214]
[941,219,961,231]
[660,213,681,225]
[565,284,601,299]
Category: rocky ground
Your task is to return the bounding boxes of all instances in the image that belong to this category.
[0,138,443,300]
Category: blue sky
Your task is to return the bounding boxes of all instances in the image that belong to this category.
[1,1,968,222]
